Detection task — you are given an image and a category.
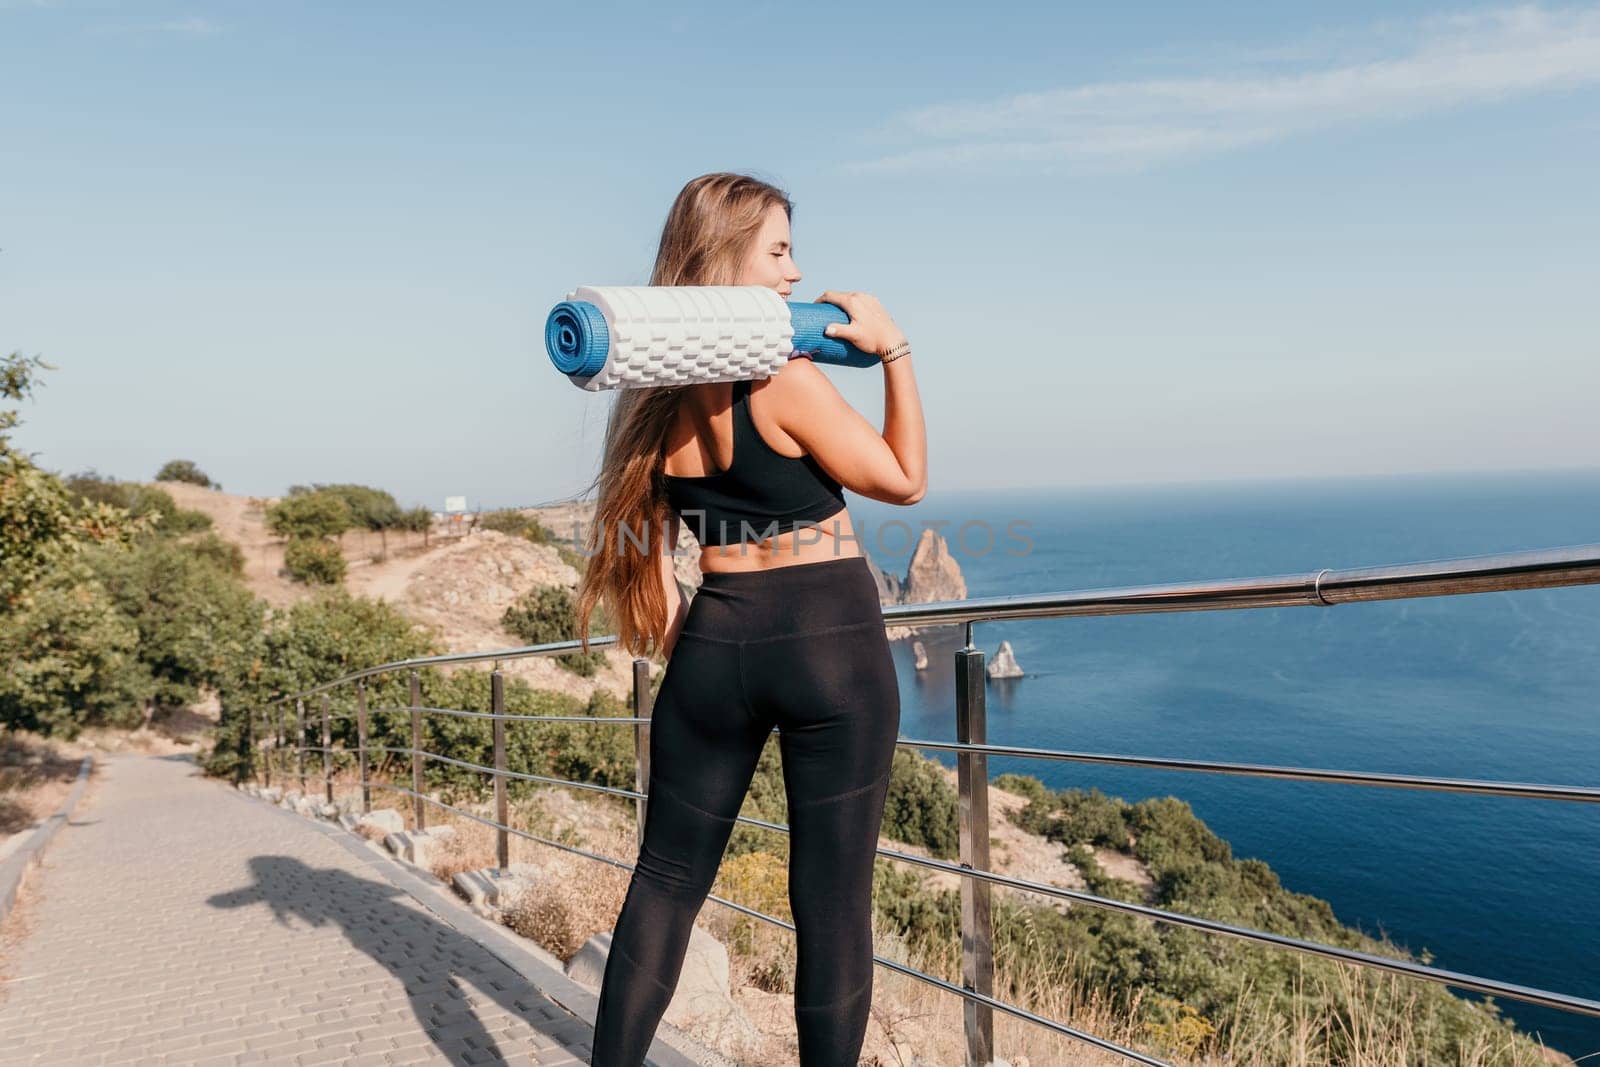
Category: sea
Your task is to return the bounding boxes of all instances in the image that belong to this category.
[848,468,1600,1058]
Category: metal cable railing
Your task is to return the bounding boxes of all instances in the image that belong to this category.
[246,541,1600,1066]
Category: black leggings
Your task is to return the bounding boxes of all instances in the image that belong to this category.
[590,554,902,1066]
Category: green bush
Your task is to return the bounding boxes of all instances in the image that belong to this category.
[283,537,346,585]
[65,471,212,536]
[479,508,549,540]
[502,584,607,676]
[229,593,647,808]
[1013,784,1130,848]
[988,771,1545,1062]
[994,771,1051,806]
[2,455,154,611]
[0,561,155,737]
[260,588,437,698]
[1065,843,1145,903]
[1,354,162,734]
[155,459,218,488]
[208,588,441,782]
[1057,787,1131,848]
[183,531,245,575]
[267,491,351,540]
[880,748,960,859]
[395,505,433,533]
[83,537,266,712]
[872,860,960,962]
[2,457,108,607]
[292,483,403,533]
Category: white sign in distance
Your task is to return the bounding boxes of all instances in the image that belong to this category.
[444,496,467,514]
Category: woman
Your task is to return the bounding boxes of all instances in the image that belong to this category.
[574,171,927,1066]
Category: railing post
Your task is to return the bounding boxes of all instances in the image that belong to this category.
[321,693,333,805]
[273,705,284,788]
[246,710,259,783]
[632,657,653,849]
[238,704,254,785]
[296,697,307,795]
[409,668,425,831]
[356,679,370,815]
[492,664,509,873]
[955,628,995,1067]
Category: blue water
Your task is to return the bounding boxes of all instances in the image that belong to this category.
[851,469,1600,1057]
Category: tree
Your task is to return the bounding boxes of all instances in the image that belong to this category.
[265,491,351,540]
[84,537,267,725]
[65,471,213,537]
[395,505,434,547]
[1,353,154,611]
[154,459,218,489]
[304,483,402,530]
[1,352,158,734]
[203,588,439,783]
[283,537,347,585]
[0,559,155,737]
[296,483,405,552]
[880,748,961,858]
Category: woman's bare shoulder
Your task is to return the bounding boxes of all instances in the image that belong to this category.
[759,356,843,414]
[756,357,917,503]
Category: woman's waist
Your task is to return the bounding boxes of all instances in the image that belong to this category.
[681,554,886,642]
[693,505,856,570]
[696,539,861,574]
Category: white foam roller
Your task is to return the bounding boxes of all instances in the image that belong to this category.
[554,285,794,392]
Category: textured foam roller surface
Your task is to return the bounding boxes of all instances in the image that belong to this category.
[546,285,878,390]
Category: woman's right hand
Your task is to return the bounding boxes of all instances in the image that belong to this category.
[814,290,908,359]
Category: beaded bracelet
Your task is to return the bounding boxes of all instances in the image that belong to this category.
[881,341,911,364]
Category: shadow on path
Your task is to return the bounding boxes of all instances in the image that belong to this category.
[210,854,581,1065]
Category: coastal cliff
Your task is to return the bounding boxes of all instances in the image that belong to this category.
[865,528,968,641]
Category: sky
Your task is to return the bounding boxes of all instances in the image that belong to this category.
[3,0,1598,511]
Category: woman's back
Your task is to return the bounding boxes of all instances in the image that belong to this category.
[662,374,853,567]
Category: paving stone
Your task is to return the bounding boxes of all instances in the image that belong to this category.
[0,754,632,1066]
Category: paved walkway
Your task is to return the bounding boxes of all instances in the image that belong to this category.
[0,752,710,1067]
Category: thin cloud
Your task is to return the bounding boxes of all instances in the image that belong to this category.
[843,4,1600,174]
[162,16,219,36]
[86,15,222,38]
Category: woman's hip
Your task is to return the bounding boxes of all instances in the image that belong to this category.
[681,555,884,644]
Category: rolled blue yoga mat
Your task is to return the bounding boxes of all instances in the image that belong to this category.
[545,300,611,377]
[545,285,881,391]
[787,301,882,369]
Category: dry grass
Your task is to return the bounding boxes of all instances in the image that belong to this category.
[310,769,637,965]
[1199,961,1575,1066]
[705,849,796,996]
[501,856,631,962]
[0,731,91,836]
[496,793,633,962]
[427,822,490,885]
[850,913,1154,1067]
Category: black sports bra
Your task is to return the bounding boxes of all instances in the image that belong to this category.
[661,377,847,547]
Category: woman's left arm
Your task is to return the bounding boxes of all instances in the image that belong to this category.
[659,513,689,660]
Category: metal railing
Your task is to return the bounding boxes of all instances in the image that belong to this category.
[246,541,1600,1066]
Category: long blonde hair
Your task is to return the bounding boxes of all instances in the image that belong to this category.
[574,172,794,658]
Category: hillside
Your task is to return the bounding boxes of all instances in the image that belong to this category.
[158,483,655,702]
